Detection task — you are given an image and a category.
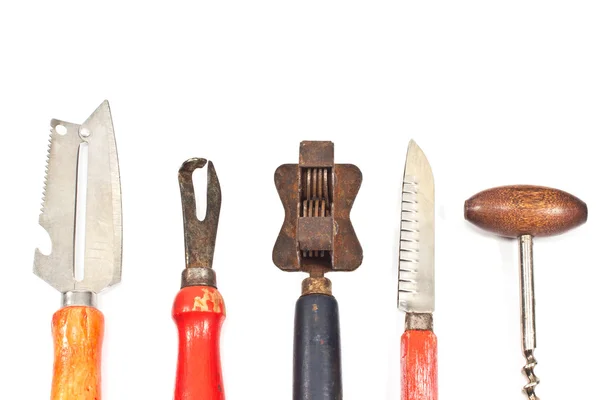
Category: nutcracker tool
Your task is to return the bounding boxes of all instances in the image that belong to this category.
[172,158,225,400]
[273,141,363,400]
[465,185,587,400]
[33,101,122,400]
[398,140,438,400]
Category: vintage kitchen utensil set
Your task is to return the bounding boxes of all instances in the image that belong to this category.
[33,101,588,400]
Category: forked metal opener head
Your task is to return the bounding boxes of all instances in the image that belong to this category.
[178,158,221,288]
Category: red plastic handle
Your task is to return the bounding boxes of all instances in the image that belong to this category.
[173,286,226,400]
[401,330,438,400]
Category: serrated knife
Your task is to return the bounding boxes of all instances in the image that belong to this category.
[33,101,122,400]
[398,140,438,400]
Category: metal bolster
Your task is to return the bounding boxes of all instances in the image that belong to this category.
[405,312,434,331]
[62,291,98,308]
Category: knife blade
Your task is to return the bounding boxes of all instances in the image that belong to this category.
[398,139,434,313]
[34,100,122,293]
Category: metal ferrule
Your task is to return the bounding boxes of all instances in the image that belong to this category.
[181,267,217,288]
[302,277,332,296]
[62,291,97,308]
[405,312,433,331]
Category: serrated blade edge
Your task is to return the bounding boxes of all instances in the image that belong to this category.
[34,120,80,293]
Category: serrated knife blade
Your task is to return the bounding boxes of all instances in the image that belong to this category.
[398,140,435,313]
[33,100,122,295]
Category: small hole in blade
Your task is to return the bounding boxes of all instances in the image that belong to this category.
[192,165,208,221]
[55,124,67,135]
[74,142,89,282]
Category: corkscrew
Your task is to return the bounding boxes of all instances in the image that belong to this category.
[464,185,587,400]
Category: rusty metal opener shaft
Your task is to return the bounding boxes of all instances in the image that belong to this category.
[178,158,221,287]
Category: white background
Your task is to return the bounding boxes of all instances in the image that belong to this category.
[1,1,599,399]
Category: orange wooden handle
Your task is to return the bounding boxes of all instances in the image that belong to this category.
[51,306,104,400]
[173,286,226,400]
[401,330,438,400]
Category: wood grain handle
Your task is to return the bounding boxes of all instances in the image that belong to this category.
[293,294,342,400]
[51,306,104,400]
[173,285,226,400]
[464,185,587,237]
[401,330,438,400]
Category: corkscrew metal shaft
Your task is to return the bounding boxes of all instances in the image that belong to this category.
[519,235,539,400]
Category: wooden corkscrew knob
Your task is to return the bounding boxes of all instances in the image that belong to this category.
[464,185,587,238]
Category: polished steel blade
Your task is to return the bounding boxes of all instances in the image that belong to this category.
[397,140,435,313]
[34,101,122,294]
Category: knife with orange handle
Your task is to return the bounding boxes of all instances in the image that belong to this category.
[398,140,438,400]
[33,101,122,400]
[173,158,226,400]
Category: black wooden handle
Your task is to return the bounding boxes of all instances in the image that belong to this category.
[293,293,342,400]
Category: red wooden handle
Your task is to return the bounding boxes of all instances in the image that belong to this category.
[51,306,104,400]
[401,330,438,400]
[173,286,226,400]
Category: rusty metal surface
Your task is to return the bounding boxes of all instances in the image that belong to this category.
[298,217,334,251]
[273,141,363,280]
[330,164,362,271]
[178,158,221,288]
[181,267,217,289]
[302,277,333,296]
[299,141,334,167]
[273,164,300,271]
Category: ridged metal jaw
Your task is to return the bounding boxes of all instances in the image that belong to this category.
[33,101,122,300]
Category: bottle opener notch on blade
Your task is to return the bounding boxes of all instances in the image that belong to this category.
[178,158,221,288]
[273,141,363,295]
[34,101,122,305]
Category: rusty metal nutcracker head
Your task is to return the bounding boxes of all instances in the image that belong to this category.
[273,141,363,295]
